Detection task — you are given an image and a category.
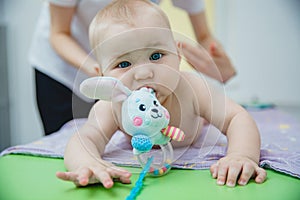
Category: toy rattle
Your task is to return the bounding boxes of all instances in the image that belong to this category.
[80,76,185,176]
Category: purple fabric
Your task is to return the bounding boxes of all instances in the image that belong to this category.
[253,109,300,178]
[1,109,299,178]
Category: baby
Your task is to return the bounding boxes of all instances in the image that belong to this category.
[56,0,266,188]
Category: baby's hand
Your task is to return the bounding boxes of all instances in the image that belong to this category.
[56,162,131,188]
[210,154,266,187]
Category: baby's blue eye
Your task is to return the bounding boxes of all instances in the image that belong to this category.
[118,61,131,68]
[150,53,162,61]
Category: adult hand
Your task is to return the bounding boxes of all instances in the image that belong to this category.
[80,61,102,77]
[178,41,236,83]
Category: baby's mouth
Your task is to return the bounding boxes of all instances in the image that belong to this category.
[136,85,159,99]
[137,85,156,93]
[147,87,159,98]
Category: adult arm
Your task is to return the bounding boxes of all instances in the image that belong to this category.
[49,3,101,76]
[180,11,236,83]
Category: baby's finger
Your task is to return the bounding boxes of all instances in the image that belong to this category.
[216,164,229,185]
[238,163,254,186]
[226,164,242,187]
[210,163,218,178]
[92,167,114,189]
[107,167,132,184]
[56,171,78,183]
[77,168,94,186]
[254,167,267,183]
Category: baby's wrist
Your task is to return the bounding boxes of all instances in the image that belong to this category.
[226,152,259,164]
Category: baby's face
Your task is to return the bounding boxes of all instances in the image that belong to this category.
[94,7,181,101]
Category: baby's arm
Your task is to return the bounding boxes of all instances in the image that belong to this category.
[56,101,131,188]
[188,73,266,187]
[209,100,266,187]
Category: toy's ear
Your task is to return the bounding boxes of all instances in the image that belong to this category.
[80,77,131,102]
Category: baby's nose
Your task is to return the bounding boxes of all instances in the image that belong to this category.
[151,108,158,113]
[133,65,154,81]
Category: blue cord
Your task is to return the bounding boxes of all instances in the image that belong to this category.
[126,156,153,200]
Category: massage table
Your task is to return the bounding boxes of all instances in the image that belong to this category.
[1,108,300,200]
[0,154,299,200]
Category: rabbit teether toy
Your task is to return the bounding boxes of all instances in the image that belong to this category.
[80,76,185,176]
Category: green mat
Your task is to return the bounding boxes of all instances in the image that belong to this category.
[0,154,299,200]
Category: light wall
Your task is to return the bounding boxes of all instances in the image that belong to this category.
[161,0,300,105]
[1,0,300,146]
[1,0,44,145]
[215,0,300,105]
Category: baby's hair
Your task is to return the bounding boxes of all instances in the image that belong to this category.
[89,0,171,53]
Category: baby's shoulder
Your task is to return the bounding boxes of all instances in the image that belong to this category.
[180,70,202,79]
[179,71,206,88]
[91,100,122,122]
[93,100,112,110]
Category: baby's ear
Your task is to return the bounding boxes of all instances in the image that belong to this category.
[80,77,131,102]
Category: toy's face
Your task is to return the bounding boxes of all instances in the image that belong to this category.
[122,87,170,138]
